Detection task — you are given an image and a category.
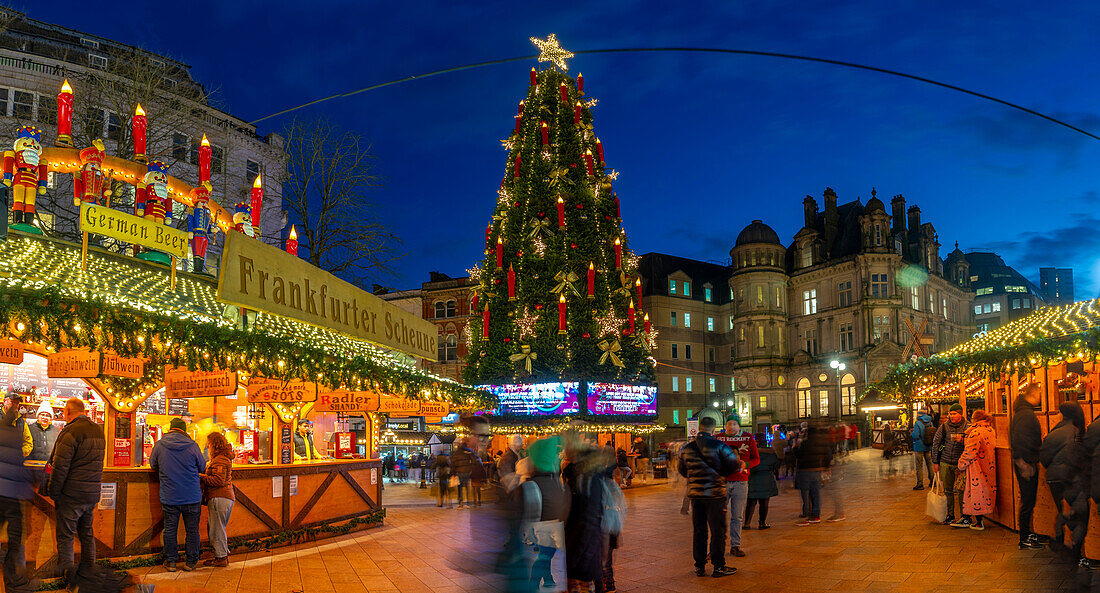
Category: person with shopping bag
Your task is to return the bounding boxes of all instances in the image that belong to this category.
[518,437,569,590]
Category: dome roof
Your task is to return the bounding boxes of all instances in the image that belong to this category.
[945,241,967,263]
[865,196,885,212]
[735,220,781,247]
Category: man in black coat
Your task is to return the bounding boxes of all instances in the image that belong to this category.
[0,406,37,592]
[1040,401,1093,569]
[678,416,739,578]
[1010,383,1044,549]
[46,398,105,587]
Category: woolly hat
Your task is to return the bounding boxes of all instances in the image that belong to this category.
[528,436,562,474]
[169,418,187,432]
[726,414,742,425]
[949,403,964,413]
[971,409,991,424]
[35,401,52,417]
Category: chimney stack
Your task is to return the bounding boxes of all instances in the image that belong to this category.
[907,205,921,235]
[823,187,838,257]
[891,194,906,234]
[803,195,818,229]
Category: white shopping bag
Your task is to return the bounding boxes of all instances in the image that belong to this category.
[925,473,947,523]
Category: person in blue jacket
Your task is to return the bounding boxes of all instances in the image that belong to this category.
[149,418,207,572]
[910,408,935,491]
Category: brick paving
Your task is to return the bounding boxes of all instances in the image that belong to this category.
[128,448,1089,593]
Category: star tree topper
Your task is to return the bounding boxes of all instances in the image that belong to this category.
[531,34,574,71]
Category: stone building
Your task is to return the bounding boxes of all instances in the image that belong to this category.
[0,7,287,263]
[641,188,974,434]
[379,272,476,382]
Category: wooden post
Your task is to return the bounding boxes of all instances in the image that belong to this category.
[80,232,88,271]
[169,256,177,290]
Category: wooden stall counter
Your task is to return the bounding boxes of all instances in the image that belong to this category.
[23,458,383,570]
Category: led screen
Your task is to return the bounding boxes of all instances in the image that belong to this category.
[586,383,657,416]
[479,382,581,416]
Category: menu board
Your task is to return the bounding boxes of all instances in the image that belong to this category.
[586,383,658,416]
[140,388,167,415]
[50,378,87,400]
[168,398,190,416]
[479,382,581,416]
[1,354,89,399]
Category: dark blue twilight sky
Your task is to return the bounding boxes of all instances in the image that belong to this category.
[23,1,1100,295]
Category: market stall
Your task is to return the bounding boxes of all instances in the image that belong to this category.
[867,299,1100,559]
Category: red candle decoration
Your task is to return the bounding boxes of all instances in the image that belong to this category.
[559,82,567,103]
[483,305,490,339]
[486,223,492,247]
[557,196,565,228]
[644,313,651,334]
[515,114,522,134]
[577,72,584,93]
[574,101,581,125]
[584,149,594,176]
[286,225,298,256]
[614,194,621,218]
[513,153,522,178]
[628,299,636,334]
[507,264,516,301]
[56,79,73,146]
[198,134,212,184]
[530,67,538,86]
[471,293,478,311]
[587,262,595,299]
[614,237,622,269]
[131,103,148,161]
[558,293,567,334]
[635,277,642,303]
[250,174,263,229]
[518,100,525,117]
[595,138,604,162]
[540,121,549,146]
[496,236,503,268]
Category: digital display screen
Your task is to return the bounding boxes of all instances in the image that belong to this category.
[586,383,657,416]
[479,382,581,416]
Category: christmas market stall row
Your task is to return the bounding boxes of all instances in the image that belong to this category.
[463,39,660,464]
[865,298,1100,558]
[0,79,493,567]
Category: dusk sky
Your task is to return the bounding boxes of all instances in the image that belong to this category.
[28,1,1100,296]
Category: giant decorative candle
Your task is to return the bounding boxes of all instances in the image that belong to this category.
[483,306,490,339]
[628,299,636,334]
[530,67,538,86]
[250,174,263,229]
[614,194,621,219]
[471,292,478,311]
[541,121,549,146]
[587,262,595,299]
[286,225,298,256]
[614,237,622,269]
[584,149,594,176]
[514,153,522,178]
[496,236,503,268]
[518,100,525,117]
[574,101,581,125]
[558,293,567,334]
[131,103,147,161]
[577,72,584,93]
[56,79,73,146]
[644,313,650,333]
[198,134,211,183]
[560,82,567,103]
[635,277,642,303]
[557,196,565,228]
[507,264,516,301]
[595,138,604,162]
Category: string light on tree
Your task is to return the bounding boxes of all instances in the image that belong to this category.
[531,34,574,71]
[515,306,539,340]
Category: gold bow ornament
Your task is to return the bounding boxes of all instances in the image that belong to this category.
[598,339,625,368]
[509,344,538,373]
[527,216,555,240]
[550,270,581,298]
[549,166,574,188]
[613,271,633,299]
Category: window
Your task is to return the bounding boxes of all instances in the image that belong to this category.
[838,281,852,307]
[758,325,766,348]
[446,335,457,361]
[839,323,853,351]
[739,327,745,342]
[974,305,982,315]
[80,37,100,49]
[1005,285,1027,293]
[873,314,889,342]
[871,274,888,298]
[172,133,188,160]
[685,377,693,393]
[709,348,714,362]
[1012,299,1021,309]
[729,346,735,361]
[797,378,811,418]
[446,300,457,317]
[46,171,56,189]
[1023,299,1031,309]
[437,334,446,361]
[36,95,55,125]
[12,91,32,119]
[802,289,818,315]
[246,159,261,181]
[211,146,225,173]
[106,112,122,142]
[434,302,445,318]
[708,377,716,393]
[756,285,764,305]
[992,302,1001,313]
[704,287,712,302]
[669,280,677,295]
[730,377,736,391]
[983,303,992,314]
[673,410,680,425]
[684,313,691,328]
[729,316,735,330]
[805,328,818,356]
[976,287,993,296]
[88,54,108,68]
[819,390,829,417]
[928,293,935,314]
[672,377,679,392]
[671,344,678,359]
[841,373,857,415]
[150,58,166,68]
[874,223,882,246]
[685,344,693,360]
[911,287,920,310]
[759,396,767,409]
[670,312,677,327]
[85,108,104,138]
[942,298,948,318]
[776,286,783,308]
[801,246,812,268]
[707,317,714,332]
[683,283,691,297]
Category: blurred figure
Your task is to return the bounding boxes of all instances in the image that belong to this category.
[452,430,485,510]
[771,431,787,480]
[717,414,756,558]
[881,422,899,478]
[435,452,453,508]
[745,434,778,530]
[519,437,568,590]
[1040,401,1093,568]
[1012,384,1045,549]
[470,449,488,507]
[499,435,524,493]
[631,437,650,485]
[957,410,996,531]
[678,417,739,578]
[47,398,105,589]
[2,394,31,458]
[562,433,613,590]
[614,447,632,487]
[794,425,832,526]
[0,402,37,592]
[910,408,935,490]
[783,428,798,478]
[931,404,969,526]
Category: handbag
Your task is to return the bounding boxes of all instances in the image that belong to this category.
[925,473,947,523]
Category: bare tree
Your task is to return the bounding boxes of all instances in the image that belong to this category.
[281,118,404,284]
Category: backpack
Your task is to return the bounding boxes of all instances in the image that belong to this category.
[920,419,935,448]
[598,475,626,535]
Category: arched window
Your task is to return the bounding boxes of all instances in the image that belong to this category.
[446,335,458,361]
[796,378,811,418]
[445,300,457,318]
[841,373,857,415]
[434,302,445,318]
[436,329,446,361]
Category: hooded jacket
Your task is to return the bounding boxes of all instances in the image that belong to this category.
[930,416,969,466]
[1010,397,1042,464]
[910,414,935,453]
[678,432,739,499]
[149,430,206,505]
[0,411,34,500]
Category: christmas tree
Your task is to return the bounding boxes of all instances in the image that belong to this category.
[463,36,656,387]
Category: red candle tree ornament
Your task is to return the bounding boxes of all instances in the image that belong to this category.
[595,138,604,162]
[513,153,522,178]
[540,121,549,146]
[614,237,622,269]
[614,194,621,219]
[285,225,298,256]
[483,305,490,339]
[577,72,584,93]
[530,67,538,86]
[56,79,73,147]
[198,134,212,184]
[485,223,492,248]
[250,174,263,230]
[628,299,636,334]
[559,82,568,103]
[557,195,565,228]
[574,101,582,125]
[635,277,642,303]
[496,236,504,268]
[644,313,651,334]
[515,113,522,134]
[558,293,567,334]
[507,264,516,301]
[471,292,478,311]
[518,100,525,117]
[584,149,594,176]
[587,262,595,299]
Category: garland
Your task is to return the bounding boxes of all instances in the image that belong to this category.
[0,283,495,410]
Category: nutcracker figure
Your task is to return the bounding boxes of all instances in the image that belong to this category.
[73,139,108,206]
[187,182,217,273]
[135,160,172,225]
[233,201,254,238]
[3,126,48,226]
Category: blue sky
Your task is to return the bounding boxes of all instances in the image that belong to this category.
[28,1,1100,296]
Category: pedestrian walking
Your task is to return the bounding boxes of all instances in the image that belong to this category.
[615,447,633,487]
[881,422,899,477]
[0,405,37,592]
[46,398,105,588]
[717,414,757,558]
[26,401,58,462]
[783,430,798,478]
[1040,401,1093,568]
[678,416,739,578]
[452,436,484,510]
[794,425,832,526]
[200,431,235,567]
[435,452,453,508]
[744,434,778,530]
[631,437,650,484]
[910,409,935,490]
[771,432,787,480]
[562,439,614,590]
[519,437,568,591]
[957,410,996,531]
[149,418,206,572]
[498,435,524,493]
[1010,383,1045,550]
[931,404,969,526]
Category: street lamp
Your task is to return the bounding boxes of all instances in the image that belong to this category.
[830,359,846,421]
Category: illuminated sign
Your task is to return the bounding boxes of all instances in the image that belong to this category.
[586,383,657,416]
[479,382,580,416]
